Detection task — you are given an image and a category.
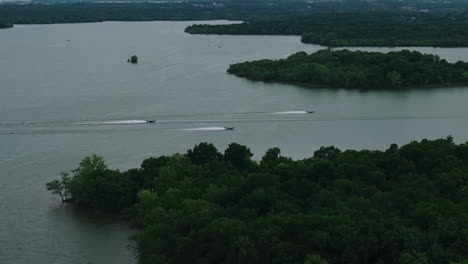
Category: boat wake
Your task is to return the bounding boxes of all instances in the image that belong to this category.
[0,114,463,135]
[77,120,148,125]
[271,111,308,114]
[175,127,226,131]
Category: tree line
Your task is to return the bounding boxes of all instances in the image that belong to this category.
[0,3,233,25]
[47,138,468,264]
[185,12,468,47]
[2,1,468,36]
[227,49,468,90]
[0,2,310,27]
[0,21,13,29]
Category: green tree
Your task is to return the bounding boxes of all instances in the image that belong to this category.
[261,147,281,165]
[399,251,430,264]
[304,254,328,264]
[129,55,138,64]
[224,143,254,171]
[46,172,71,202]
[314,146,341,160]
[386,71,402,88]
[187,142,222,165]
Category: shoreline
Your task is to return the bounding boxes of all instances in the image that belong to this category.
[229,74,468,91]
[185,31,468,48]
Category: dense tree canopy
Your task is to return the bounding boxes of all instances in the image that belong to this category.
[0,2,309,27]
[48,138,468,264]
[186,12,468,47]
[227,49,468,90]
[0,21,13,29]
[2,1,468,41]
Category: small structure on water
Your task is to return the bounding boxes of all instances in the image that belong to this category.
[128,55,138,64]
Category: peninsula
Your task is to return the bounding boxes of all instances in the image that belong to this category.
[46,138,468,264]
[185,13,468,47]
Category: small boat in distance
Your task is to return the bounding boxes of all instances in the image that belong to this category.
[306,110,315,114]
[146,120,156,123]
[224,126,235,130]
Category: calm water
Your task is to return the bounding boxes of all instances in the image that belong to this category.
[2,21,468,264]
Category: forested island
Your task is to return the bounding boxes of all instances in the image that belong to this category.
[47,138,468,264]
[227,49,468,90]
[185,12,468,47]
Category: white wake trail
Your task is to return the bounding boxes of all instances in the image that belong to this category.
[77,120,148,125]
[176,127,226,131]
[271,111,308,114]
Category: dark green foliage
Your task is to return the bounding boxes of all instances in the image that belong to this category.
[3,1,468,44]
[46,172,71,202]
[0,2,311,27]
[186,142,222,165]
[47,137,468,263]
[137,156,170,190]
[47,154,137,212]
[227,49,468,90]
[186,12,468,47]
[0,3,236,25]
[314,146,341,160]
[0,21,13,29]
[224,143,253,171]
[129,55,138,64]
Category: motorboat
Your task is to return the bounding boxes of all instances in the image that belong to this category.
[306,110,315,114]
[224,126,235,130]
[146,120,156,123]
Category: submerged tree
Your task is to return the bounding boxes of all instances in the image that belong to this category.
[129,55,138,64]
[46,154,136,212]
[46,172,71,202]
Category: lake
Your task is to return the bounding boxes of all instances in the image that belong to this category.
[1,21,468,264]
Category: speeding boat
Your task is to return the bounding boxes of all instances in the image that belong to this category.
[306,110,315,114]
[225,126,235,130]
[146,120,156,123]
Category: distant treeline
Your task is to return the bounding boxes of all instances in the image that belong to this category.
[47,138,468,264]
[0,2,340,27]
[227,49,468,90]
[186,13,468,47]
[0,3,242,25]
[1,0,468,30]
[0,21,13,29]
